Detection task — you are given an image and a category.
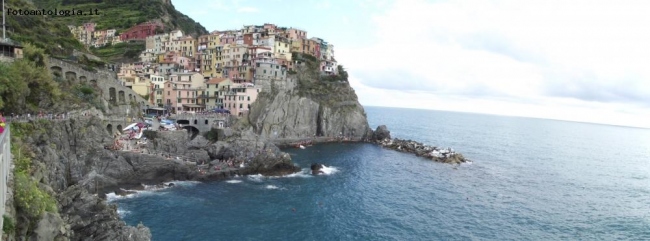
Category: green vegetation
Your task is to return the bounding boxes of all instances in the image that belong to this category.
[0,43,104,114]
[10,129,58,222]
[0,43,61,113]
[31,0,208,36]
[90,42,146,62]
[5,0,85,57]
[3,215,15,234]
[289,53,357,107]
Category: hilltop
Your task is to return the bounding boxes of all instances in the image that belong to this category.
[4,0,85,57]
[7,0,208,62]
[30,0,207,37]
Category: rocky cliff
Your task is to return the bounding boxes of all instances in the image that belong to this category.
[6,115,297,240]
[247,58,373,142]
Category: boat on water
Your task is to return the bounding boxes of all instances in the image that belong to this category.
[299,145,306,149]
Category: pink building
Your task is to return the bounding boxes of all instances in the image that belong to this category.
[83,22,96,33]
[220,35,235,45]
[166,72,205,112]
[223,83,261,117]
[288,28,307,40]
[162,80,178,112]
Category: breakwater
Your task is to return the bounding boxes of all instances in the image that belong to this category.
[371,125,469,164]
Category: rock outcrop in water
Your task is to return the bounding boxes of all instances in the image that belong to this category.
[311,163,324,175]
[371,126,469,164]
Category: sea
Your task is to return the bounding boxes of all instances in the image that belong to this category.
[111,106,650,241]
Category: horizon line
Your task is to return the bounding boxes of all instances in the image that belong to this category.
[362,105,650,130]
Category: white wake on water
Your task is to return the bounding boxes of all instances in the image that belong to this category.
[320,165,339,175]
[106,180,199,202]
[226,180,243,184]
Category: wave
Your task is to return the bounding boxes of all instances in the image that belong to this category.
[320,165,339,175]
[226,180,242,184]
[106,180,199,202]
[117,208,130,218]
[265,185,279,189]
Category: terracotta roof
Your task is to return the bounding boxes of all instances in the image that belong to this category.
[206,77,229,84]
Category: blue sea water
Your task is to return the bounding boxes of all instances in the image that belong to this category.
[114,106,650,240]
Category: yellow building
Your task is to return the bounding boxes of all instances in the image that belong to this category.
[156,53,166,63]
[291,40,303,54]
[178,37,197,57]
[131,77,152,97]
[274,38,291,60]
[203,77,228,109]
[208,33,221,48]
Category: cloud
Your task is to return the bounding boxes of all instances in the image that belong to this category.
[315,0,331,9]
[338,0,650,127]
[236,7,259,13]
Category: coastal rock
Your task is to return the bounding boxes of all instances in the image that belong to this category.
[372,125,391,141]
[31,212,68,241]
[311,163,324,175]
[58,185,152,241]
[372,126,469,165]
[248,76,372,142]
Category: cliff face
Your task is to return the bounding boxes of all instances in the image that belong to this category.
[248,72,372,142]
[8,115,298,240]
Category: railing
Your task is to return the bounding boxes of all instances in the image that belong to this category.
[0,124,11,237]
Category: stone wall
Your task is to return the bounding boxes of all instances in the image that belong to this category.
[47,57,148,117]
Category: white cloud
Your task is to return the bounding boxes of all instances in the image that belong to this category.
[236,7,259,13]
[339,0,650,128]
[315,0,331,9]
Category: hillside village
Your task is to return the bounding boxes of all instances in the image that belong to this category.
[66,21,341,117]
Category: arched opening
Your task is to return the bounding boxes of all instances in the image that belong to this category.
[205,120,208,125]
[50,66,62,78]
[65,71,77,81]
[128,94,132,102]
[79,76,87,84]
[194,119,198,125]
[109,88,117,105]
[177,119,190,125]
[106,124,113,134]
[118,91,125,104]
[90,79,98,87]
[116,124,123,133]
[183,125,200,140]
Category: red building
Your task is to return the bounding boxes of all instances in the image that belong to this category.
[243,33,253,46]
[120,21,164,41]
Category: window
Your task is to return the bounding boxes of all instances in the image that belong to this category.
[247,96,250,101]
[239,104,243,109]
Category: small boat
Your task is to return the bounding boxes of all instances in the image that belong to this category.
[299,145,306,149]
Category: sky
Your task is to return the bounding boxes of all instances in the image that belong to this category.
[173,0,650,128]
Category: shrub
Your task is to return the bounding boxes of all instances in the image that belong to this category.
[2,215,15,234]
[14,172,58,218]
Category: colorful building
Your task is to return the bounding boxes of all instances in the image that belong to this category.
[120,21,164,41]
[223,83,261,117]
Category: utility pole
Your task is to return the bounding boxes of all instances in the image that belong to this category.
[3,0,6,41]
